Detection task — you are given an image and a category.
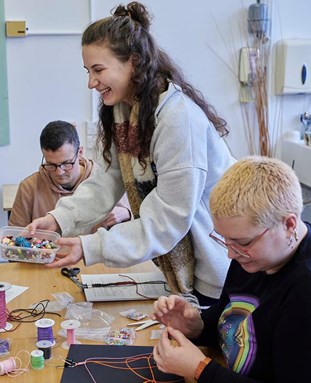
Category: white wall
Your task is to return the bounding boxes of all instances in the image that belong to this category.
[1,0,311,227]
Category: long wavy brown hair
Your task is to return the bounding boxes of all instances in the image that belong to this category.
[82,2,229,167]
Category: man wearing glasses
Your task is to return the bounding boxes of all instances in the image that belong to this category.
[9,120,131,228]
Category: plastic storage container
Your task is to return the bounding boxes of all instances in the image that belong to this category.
[0,226,60,264]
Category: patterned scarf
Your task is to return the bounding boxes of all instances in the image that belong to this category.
[113,102,195,294]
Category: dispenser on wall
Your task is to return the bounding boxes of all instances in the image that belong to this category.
[248,0,269,38]
[275,39,311,95]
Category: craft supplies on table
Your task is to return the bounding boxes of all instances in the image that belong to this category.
[0,282,13,331]
[81,272,171,301]
[126,319,160,331]
[35,318,56,345]
[61,320,81,349]
[0,226,60,264]
[60,345,185,383]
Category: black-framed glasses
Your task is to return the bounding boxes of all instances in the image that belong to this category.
[209,228,269,258]
[41,148,79,172]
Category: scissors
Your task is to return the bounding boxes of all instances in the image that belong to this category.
[61,267,86,290]
[126,319,160,331]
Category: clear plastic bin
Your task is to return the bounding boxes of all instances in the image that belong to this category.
[0,226,60,264]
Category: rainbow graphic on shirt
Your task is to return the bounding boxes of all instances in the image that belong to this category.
[218,294,259,375]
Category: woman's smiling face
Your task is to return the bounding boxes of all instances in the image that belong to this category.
[83,43,134,106]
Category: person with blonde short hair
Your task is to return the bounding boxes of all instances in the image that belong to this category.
[210,155,303,228]
[152,156,311,383]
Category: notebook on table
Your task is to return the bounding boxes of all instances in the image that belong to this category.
[81,271,171,301]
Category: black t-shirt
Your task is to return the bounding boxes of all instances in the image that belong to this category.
[196,222,311,383]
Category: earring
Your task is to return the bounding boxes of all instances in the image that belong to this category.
[294,229,299,242]
[287,229,299,249]
[287,235,294,249]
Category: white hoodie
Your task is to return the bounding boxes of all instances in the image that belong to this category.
[51,83,235,299]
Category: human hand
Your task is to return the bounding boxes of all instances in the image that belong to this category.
[45,237,83,268]
[152,295,204,339]
[27,214,60,236]
[153,327,208,379]
[104,206,131,228]
[90,207,131,233]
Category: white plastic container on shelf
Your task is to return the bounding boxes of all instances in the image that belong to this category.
[281,138,311,188]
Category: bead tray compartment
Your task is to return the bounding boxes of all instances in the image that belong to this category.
[0,226,60,264]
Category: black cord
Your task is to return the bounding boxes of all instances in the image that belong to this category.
[7,299,61,323]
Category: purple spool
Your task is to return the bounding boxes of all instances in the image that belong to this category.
[35,318,55,346]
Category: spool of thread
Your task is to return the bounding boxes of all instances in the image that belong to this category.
[30,350,44,370]
[61,319,81,349]
[36,340,52,360]
[0,282,13,332]
[0,339,10,355]
[35,318,55,345]
[0,357,16,375]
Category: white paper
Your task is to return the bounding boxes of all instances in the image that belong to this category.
[5,284,29,303]
[81,272,170,302]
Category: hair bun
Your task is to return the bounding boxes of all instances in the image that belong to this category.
[114,2,151,31]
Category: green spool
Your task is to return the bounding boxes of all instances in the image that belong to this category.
[30,350,45,370]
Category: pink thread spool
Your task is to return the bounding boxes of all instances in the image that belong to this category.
[61,319,81,349]
[0,282,13,332]
[0,357,16,375]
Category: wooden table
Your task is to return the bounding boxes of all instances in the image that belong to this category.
[0,261,221,382]
[2,184,18,219]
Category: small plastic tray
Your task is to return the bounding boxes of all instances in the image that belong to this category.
[0,226,60,264]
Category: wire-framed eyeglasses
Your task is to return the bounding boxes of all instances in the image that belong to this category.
[41,148,79,172]
[209,228,269,258]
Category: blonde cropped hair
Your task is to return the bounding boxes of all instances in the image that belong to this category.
[210,156,303,228]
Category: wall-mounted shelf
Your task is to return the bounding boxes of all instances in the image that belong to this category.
[281,139,311,187]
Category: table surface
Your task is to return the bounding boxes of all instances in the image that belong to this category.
[0,260,222,382]
[2,183,18,211]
